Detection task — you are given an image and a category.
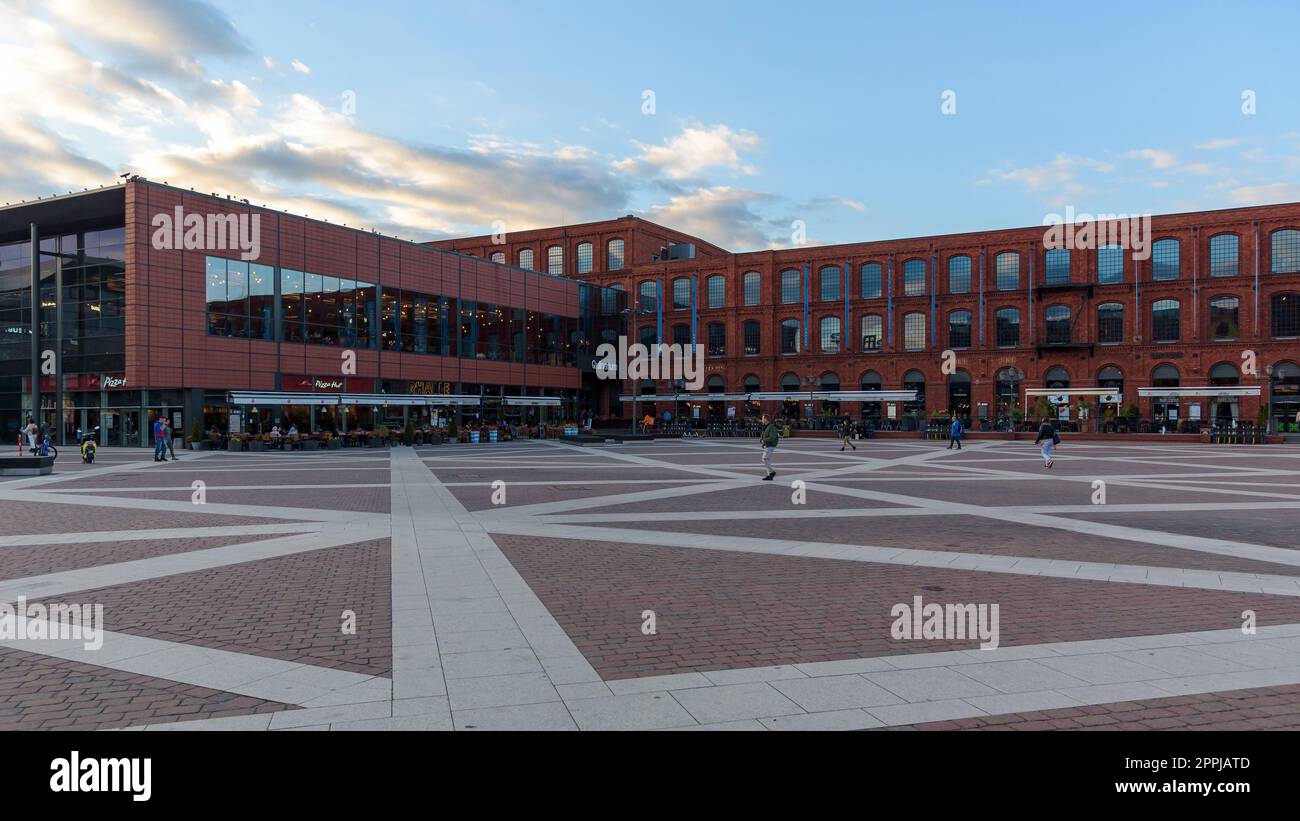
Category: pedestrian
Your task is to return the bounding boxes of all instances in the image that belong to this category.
[948,415,963,450]
[1034,416,1059,468]
[152,415,167,462]
[163,418,177,461]
[759,413,778,480]
[838,415,856,451]
[23,416,38,453]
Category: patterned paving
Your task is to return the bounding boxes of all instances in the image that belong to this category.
[0,435,1298,730]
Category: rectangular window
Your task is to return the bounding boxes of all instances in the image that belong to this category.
[1097,245,1124,284]
[903,313,925,351]
[743,320,760,355]
[707,323,725,356]
[861,263,882,299]
[707,276,725,308]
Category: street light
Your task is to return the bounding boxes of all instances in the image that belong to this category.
[621,306,655,436]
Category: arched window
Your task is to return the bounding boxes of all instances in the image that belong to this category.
[1152,298,1181,342]
[743,319,760,355]
[995,307,1020,347]
[780,372,800,392]
[861,262,883,299]
[743,374,761,393]
[1045,305,1071,344]
[607,238,625,270]
[780,269,801,304]
[902,369,926,412]
[638,281,657,312]
[903,258,926,296]
[780,319,801,354]
[995,252,1020,290]
[743,272,761,305]
[1209,295,1240,340]
[1209,233,1238,278]
[706,322,726,356]
[1097,244,1124,284]
[819,265,842,302]
[1097,302,1124,344]
[947,310,972,348]
[600,283,624,316]
[546,245,563,275]
[948,255,972,294]
[1098,366,1124,399]
[1210,363,1241,385]
[903,311,926,351]
[518,249,534,270]
[995,367,1020,411]
[820,372,841,392]
[1271,229,1300,274]
[860,371,882,391]
[490,251,505,265]
[1273,292,1300,337]
[819,316,842,353]
[672,277,691,310]
[671,324,690,346]
[1152,364,1180,387]
[706,375,725,394]
[861,314,883,352]
[1152,238,1180,281]
[1045,248,1070,285]
[1044,366,1070,389]
[576,242,593,274]
[706,274,725,308]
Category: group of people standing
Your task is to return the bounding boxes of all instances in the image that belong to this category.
[152,416,177,462]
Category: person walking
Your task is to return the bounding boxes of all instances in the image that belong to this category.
[947,415,963,450]
[759,414,779,480]
[838,416,857,451]
[1034,416,1059,468]
[152,415,167,462]
[163,418,177,461]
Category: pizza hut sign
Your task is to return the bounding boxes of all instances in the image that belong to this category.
[101,375,128,389]
[313,378,344,391]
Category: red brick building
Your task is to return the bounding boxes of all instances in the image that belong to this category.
[432,202,1300,433]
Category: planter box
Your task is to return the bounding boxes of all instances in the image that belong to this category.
[367,437,382,448]
[327,438,341,450]
[248,439,263,452]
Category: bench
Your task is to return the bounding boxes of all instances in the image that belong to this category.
[0,456,55,475]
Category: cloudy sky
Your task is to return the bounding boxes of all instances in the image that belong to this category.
[2,0,1299,250]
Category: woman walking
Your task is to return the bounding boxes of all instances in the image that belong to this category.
[1034,417,1060,468]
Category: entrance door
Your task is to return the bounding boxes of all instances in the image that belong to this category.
[120,409,141,447]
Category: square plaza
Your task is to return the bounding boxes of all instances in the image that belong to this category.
[3,437,1300,731]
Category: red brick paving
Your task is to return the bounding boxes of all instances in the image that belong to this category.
[49,468,390,489]
[876,683,1300,731]
[0,500,291,536]
[0,647,292,731]
[0,534,286,581]
[88,486,390,513]
[819,478,1266,508]
[493,534,1300,680]
[608,515,1300,577]
[579,484,905,514]
[1057,509,1300,552]
[33,538,393,676]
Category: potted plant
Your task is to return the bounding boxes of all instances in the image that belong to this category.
[1102,405,1117,433]
[447,418,459,442]
[1124,404,1140,432]
[325,431,342,450]
[248,434,263,452]
[369,425,389,448]
[403,419,416,446]
[227,434,243,451]
[188,421,203,451]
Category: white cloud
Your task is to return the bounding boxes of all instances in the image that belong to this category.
[1128,148,1178,169]
[291,59,311,75]
[1195,138,1243,150]
[262,55,275,70]
[615,123,762,180]
[1226,182,1300,205]
[983,153,1114,206]
[642,186,774,250]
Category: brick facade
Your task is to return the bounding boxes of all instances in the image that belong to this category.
[434,203,1300,427]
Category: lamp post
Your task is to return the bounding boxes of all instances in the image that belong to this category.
[1264,364,1275,435]
[620,306,654,434]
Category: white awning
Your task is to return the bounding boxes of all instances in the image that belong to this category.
[616,390,917,403]
[502,396,563,407]
[1137,387,1261,398]
[228,391,482,407]
[1025,388,1126,396]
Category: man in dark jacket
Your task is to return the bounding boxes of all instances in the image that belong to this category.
[838,416,857,452]
[1034,418,1058,468]
[759,414,779,480]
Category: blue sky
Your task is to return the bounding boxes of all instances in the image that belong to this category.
[3,0,1299,249]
